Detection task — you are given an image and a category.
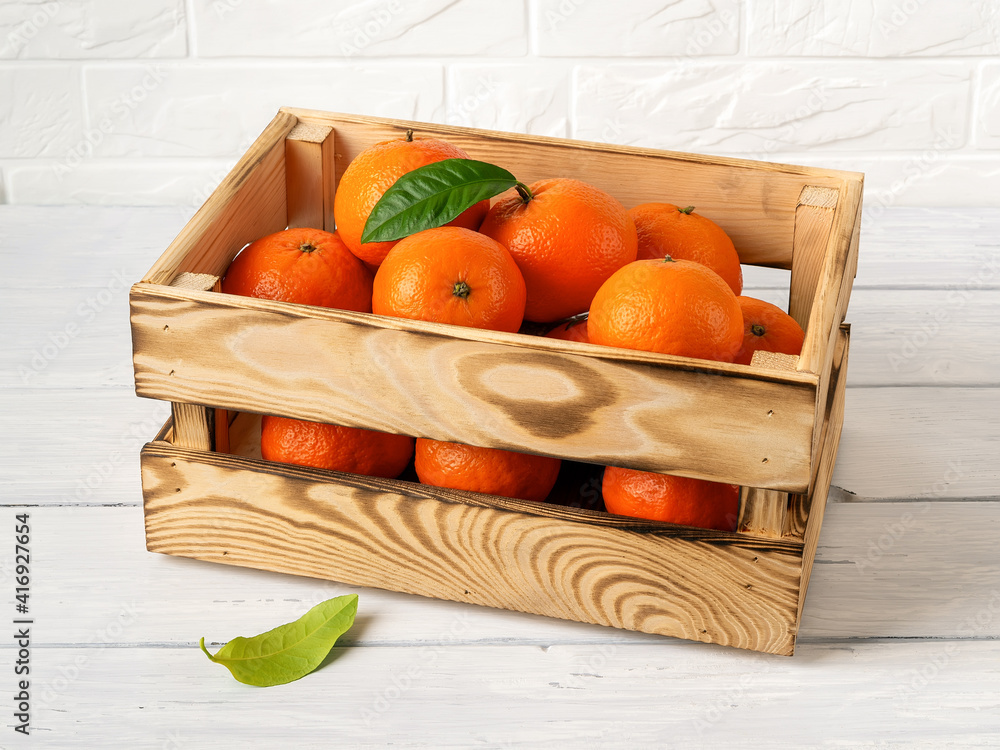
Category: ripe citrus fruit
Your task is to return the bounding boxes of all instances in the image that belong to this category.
[415,438,561,502]
[221,227,373,311]
[734,296,805,365]
[372,226,526,333]
[588,257,743,362]
[261,416,414,479]
[629,203,742,295]
[602,466,740,531]
[479,178,638,323]
[334,133,489,266]
[545,318,589,343]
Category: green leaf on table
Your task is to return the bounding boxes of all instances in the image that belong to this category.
[360,158,526,244]
[199,594,358,687]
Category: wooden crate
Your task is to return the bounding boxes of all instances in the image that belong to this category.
[131,108,862,655]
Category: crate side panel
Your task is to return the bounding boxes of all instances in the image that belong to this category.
[131,287,819,491]
[288,108,851,270]
[141,445,803,655]
[142,111,296,285]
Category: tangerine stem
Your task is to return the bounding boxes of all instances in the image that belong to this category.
[679,205,695,214]
[404,129,414,142]
[453,281,471,299]
[751,324,766,337]
[514,182,534,204]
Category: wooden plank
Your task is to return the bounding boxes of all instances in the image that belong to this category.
[739,488,788,539]
[795,327,849,623]
[788,185,839,328]
[284,121,332,229]
[165,273,222,451]
[141,110,296,285]
[130,284,820,491]
[285,107,856,269]
[16,501,1000,645]
[797,179,862,468]
[19,641,1000,747]
[141,442,805,655]
[169,402,212,452]
[17,283,999,390]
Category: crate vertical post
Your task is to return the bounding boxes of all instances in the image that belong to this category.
[284,122,336,231]
[166,272,223,451]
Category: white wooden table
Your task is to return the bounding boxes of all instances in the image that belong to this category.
[3,205,999,748]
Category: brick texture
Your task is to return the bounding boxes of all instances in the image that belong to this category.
[0,0,996,206]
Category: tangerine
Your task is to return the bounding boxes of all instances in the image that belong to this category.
[629,203,743,295]
[415,438,561,502]
[588,257,743,362]
[734,296,805,365]
[545,317,589,343]
[260,416,414,479]
[372,226,526,333]
[479,178,637,323]
[602,466,740,531]
[334,133,489,266]
[221,227,373,311]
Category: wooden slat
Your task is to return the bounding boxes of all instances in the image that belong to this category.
[130,284,820,491]
[20,640,1000,746]
[141,442,804,655]
[739,487,789,539]
[283,107,858,270]
[164,273,223,451]
[788,185,839,328]
[170,402,212,451]
[794,326,850,622]
[141,110,297,285]
[284,121,332,229]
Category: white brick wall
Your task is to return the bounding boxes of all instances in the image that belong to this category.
[0,0,997,207]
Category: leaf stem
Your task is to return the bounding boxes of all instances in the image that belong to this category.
[515,182,534,204]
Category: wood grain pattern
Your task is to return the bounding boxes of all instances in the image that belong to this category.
[287,108,860,269]
[166,273,222,451]
[141,110,295,285]
[20,640,1000,748]
[141,442,805,655]
[136,329,849,655]
[795,327,849,622]
[788,186,838,328]
[739,487,789,539]
[170,402,212,451]
[130,284,820,491]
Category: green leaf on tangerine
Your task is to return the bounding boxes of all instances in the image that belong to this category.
[360,158,524,244]
[199,594,358,687]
